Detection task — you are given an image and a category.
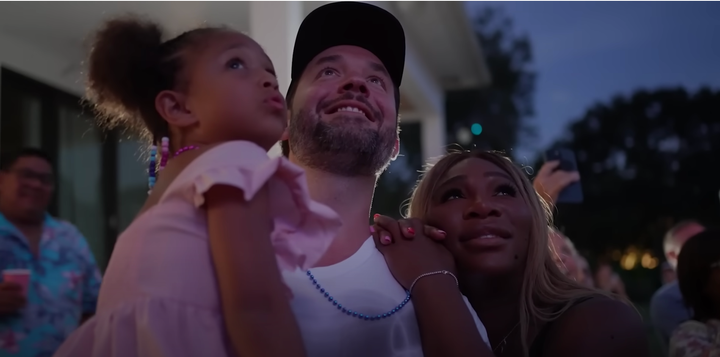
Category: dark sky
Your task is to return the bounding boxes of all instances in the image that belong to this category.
[465,1,720,160]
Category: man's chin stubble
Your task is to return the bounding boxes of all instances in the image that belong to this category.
[288,112,395,177]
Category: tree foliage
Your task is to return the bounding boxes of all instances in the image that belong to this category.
[447,6,537,152]
[550,87,720,261]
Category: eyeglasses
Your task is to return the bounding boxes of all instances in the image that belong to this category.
[10,169,55,186]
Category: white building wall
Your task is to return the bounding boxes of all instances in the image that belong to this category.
[0,31,83,97]
[249,1,303,158]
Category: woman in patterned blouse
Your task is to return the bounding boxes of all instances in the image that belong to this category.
[670,228,720,357]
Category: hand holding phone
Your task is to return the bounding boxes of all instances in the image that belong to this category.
[536,148,583,204]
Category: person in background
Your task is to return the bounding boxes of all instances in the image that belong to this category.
[577,255,595,288]
[535,161,595,288]
[651,220,706,347]
[0,148,101,356]
[549,229,579,278]
[594,261,628,299]
[661,261,677,285]
[669,229,720,357]
[532,159,580,206]
[548,229,595,288]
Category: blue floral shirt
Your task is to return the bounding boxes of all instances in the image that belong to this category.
[0,213,102,357]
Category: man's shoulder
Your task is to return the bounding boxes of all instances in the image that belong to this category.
[651,281,682,306]
[46,215,80,233]
[45,216,88,244]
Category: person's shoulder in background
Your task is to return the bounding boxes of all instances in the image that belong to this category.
[651,281,683,305]
[650,281,693,345]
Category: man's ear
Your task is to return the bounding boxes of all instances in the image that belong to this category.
[155,90,197,128]
[391,136,400,161]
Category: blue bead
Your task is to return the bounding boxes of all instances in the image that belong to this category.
[383,313,388,318]
[316,285,321,289]
[377,315,382,319]
[320,288,325,293]
[338,304,342,309]
[341,307,346,312]
[353,312,358,316]
[306,271,311,276]
[312,279,317,284]
[324,292,329,297]
[359,314,364,318]
[310,275,314,279]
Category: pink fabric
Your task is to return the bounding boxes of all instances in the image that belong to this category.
[53,141,341,357]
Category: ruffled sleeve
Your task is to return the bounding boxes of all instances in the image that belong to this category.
[179,141,341,272]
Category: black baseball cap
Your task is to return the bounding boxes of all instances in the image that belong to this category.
[288,1,406,95]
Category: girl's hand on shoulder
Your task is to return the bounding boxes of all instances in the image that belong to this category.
[370,214,455,290]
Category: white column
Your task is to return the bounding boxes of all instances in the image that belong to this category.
[397,37,446,164]
[249,1,302,95]
[420,114,446,164]
[249,2,302,158]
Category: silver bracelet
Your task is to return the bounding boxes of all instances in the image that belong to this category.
[407,270,458,295]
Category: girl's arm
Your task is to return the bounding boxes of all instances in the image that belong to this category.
[205,184,306,357]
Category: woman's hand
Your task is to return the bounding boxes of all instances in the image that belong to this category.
[370,214,455,290]
[372,215,493,357]
[533,160,580,205]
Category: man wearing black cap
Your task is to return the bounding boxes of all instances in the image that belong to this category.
[278,2,489,356]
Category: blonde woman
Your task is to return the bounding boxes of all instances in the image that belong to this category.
[548,229,595,288]
[371,150,648,357]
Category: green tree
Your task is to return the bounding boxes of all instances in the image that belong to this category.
[548,87,720,299]
[447,6,537,153]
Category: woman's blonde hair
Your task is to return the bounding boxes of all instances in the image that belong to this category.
[406,150,609,356]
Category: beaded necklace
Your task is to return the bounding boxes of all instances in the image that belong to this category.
[147,136,200,193]
[304,270,411,321]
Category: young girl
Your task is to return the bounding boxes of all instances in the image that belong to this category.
[53,16,341,357]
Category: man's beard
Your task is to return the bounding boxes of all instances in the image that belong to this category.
[288,107,396,177]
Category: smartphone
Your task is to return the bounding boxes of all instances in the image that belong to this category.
[544,148,584,204]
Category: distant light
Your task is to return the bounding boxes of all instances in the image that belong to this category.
[471,123,483,136]
[456,127,472,145]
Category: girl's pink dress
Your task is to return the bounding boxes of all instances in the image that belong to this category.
[53,141,341,357]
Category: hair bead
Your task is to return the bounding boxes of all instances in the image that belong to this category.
[147,145,158,192]
[159,137,170,171]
